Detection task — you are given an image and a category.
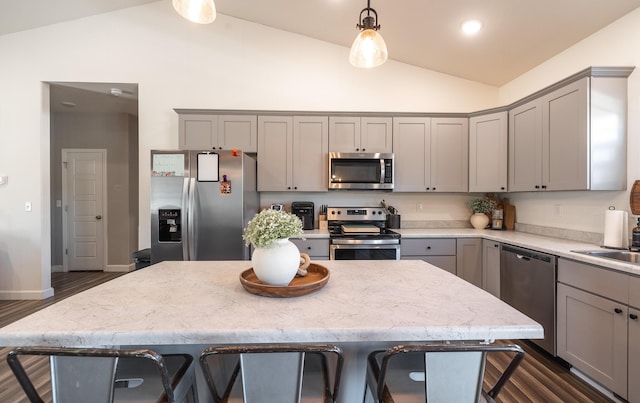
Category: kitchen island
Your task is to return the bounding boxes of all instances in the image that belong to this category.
[0,260,542,401]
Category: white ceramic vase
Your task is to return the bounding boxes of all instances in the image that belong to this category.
[470,213,490,229]
[251,238,301,286]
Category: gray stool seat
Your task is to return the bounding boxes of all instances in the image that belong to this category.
[199,343,344,403]
[7,346,197,403]
[364,343,525,403]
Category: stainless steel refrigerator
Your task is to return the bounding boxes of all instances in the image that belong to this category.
[150,150,258,263]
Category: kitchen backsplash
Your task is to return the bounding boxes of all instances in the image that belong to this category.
[515,223,603,245]
[260,192,606,244]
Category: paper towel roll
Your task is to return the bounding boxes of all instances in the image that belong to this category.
[603,209,629,249]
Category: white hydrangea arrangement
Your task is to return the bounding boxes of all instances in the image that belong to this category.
[243,209,304,248]
[466,198,497,214]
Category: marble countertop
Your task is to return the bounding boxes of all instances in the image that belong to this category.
[300,228,640,276]
[0,260,542,347]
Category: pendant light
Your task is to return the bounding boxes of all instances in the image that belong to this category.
[172,0,217,24]
[349,0,388,68]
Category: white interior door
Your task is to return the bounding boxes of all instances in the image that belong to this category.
[62,149,107,271]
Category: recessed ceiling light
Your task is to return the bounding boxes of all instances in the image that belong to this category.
[61,101,77,108]
[461,20,483,35]
[110,88,123,97]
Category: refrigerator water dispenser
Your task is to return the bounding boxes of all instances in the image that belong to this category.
[158,209,181,242]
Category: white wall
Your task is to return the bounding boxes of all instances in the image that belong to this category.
[498,8,640,234]
[0,2,498,298]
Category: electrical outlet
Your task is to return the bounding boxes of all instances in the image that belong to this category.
[417,203,423,211]
[25,202,32,212]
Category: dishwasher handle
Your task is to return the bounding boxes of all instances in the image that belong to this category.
[501,244,554,263]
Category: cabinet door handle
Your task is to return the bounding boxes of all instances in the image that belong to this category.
[426,246,431,250]
[631,313,639,320]
[614,308,623,314]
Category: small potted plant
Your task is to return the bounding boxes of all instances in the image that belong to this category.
[466,198,496,229]
[243,209,306,286]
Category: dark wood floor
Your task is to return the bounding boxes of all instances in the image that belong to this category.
[0,272,614,402]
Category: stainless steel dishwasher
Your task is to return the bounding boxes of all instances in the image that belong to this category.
[500,244,557,355]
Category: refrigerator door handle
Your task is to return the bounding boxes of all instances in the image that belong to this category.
[187,177,197,260]
[181,177,190,260]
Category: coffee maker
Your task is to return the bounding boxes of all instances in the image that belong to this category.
[291,202,314,230]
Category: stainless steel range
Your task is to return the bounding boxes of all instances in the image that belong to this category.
[328,207,401,260]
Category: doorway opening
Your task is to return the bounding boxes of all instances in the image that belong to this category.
[49,82,139,273]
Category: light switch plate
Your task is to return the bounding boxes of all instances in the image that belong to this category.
[0,176,7,185]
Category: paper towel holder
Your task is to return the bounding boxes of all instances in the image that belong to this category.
[602,206,629,250]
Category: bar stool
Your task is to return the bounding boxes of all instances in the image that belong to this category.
[6,346,197,403]
[199,343,344,403]
[364,343,525,403]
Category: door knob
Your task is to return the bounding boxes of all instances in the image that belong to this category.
[96,215,102,220]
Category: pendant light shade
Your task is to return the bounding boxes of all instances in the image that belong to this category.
[172,0,217,24]
[349,0,388,68]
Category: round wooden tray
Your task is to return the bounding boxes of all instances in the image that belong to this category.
[239,263,330,298]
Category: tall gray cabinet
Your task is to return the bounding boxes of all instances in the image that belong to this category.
[508,68,632,192]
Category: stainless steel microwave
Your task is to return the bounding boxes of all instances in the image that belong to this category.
[329,152,394,190]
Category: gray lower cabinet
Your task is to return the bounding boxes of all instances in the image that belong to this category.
[629,275,640,403]
[290,238,329,260]
[456,238,482,287]
[401,238,481,285]
[557,258,634,399]
[481,239,501,298]
[401,238,456,274]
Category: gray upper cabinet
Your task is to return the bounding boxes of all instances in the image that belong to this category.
[509,73,628,191]
[257,115,328,192]
[431,117,469,192]
[329,116,392,153]
[469,111,508,192]
[178,114,257,152]
[393,117,468,192]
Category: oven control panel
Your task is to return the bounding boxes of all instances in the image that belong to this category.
[327,207,387,221]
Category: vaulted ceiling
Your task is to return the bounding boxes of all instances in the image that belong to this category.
[3,0,640,86]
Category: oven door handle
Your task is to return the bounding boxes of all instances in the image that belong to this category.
[331,239,400,245]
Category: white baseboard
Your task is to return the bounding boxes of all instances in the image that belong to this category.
[51,264,64,273]
[105,264,135,273]
[0,287,54,300]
